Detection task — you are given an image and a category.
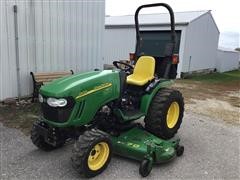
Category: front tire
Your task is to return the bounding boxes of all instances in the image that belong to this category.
[30,121,65,151]
[144,88,184,139]
[71,129,112,178]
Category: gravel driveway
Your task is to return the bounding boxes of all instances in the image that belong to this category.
[0,113,239,179]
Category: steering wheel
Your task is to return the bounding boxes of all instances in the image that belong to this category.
[113,61,134,73]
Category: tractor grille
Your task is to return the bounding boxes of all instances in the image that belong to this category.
[41,97,75,123]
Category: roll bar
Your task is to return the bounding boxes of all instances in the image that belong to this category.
[134,3,176,56]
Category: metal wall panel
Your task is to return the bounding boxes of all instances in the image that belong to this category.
[182,12,219,72]
[216,50,239,72]
[104,28,136,64]
[0,0,18,100]
[0,0,105,101]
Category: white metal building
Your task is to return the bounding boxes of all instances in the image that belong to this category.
[216,48,240,72]
[104,10,219,78]
[0,0,105,101]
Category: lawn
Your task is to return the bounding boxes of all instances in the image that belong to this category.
[184,70,240,83]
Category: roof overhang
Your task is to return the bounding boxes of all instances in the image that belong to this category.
[105,22,189,29]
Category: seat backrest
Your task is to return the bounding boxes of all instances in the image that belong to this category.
[133,56,155,78]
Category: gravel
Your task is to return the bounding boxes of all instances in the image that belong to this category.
[0,112,239,180]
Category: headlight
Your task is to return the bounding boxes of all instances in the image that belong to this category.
[47,98,68,107]
[38,94,43,103]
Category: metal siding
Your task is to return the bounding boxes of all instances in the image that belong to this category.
[0,0,105,101]
[6,1,18,96]
[57,1,64,71]
[16,1,32,97]
[176,28,186,78]
[104,28,136,64]
[0,1,18,100]
[182,13,219,72]
[216,50,239,72]
[96,0,105,69]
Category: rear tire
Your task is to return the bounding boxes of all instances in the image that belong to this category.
[144,88,184,139]
[71,129,112,178]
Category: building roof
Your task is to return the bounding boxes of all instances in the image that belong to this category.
[105,10,210,27]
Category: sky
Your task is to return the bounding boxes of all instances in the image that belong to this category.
[106,0,240,49]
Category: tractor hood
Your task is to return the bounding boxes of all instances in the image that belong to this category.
[39,70,120,98]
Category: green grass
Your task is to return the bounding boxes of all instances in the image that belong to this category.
[187,70,240,83]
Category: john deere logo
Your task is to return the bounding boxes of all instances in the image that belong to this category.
[76,83,112,99]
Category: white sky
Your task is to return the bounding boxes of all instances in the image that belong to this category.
[106,0,240,33]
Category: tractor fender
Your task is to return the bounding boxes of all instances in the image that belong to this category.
[140,80,174,114]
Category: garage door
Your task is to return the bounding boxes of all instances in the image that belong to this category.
[137,30,181,57]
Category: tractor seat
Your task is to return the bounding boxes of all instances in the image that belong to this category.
[127,56,155,86]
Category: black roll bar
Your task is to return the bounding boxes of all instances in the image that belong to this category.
[134,3,176,56]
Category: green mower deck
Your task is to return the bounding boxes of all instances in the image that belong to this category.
[111,127,183,176]
[112,127,180,162]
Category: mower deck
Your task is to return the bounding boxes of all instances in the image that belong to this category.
[111,127,180,163]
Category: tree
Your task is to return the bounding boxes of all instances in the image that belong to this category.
[235,48,240,52]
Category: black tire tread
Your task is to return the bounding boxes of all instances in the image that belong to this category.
[139,159,152,177]
[144,88,184,139]
[71,128,112,177]
[30,121,64,151]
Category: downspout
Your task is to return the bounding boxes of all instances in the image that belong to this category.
[188,56,192,74]
[13,5,21,100]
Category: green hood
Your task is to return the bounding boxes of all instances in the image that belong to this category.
[39,70,118,98]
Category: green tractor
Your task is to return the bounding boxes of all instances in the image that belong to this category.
[31,3,184,177]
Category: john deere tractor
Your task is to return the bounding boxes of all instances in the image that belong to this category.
[31,3,184,177]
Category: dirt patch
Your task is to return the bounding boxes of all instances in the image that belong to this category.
[187,98,239,124]
[173,80,240,125]
[227,90,240,98]
[0,102,40,135]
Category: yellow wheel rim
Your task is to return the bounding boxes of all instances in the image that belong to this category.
[88,142,110,171]
[167,102,180,128]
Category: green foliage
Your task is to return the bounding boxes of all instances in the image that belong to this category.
[187,70,240,83]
